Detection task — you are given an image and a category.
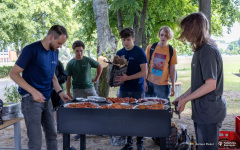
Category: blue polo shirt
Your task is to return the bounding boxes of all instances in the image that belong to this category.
[16,41,58,101]
[116,45,147,92]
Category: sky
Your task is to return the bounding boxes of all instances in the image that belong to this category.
[214,22,240,43]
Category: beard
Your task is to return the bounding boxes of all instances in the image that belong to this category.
[49,43,57,51]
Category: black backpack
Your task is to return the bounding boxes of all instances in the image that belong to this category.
[148,42,177,82]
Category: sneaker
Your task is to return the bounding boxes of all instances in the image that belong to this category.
[74,134,81,140]
[69,146,76,150]
[121,144,133,150]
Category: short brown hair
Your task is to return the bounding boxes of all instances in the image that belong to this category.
[72,40,85,50]
[119,27,135,38]
[47,25,68,39]
[158,26,174,40]
[179,12,216,51]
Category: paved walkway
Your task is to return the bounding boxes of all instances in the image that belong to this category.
[0,77,16,101]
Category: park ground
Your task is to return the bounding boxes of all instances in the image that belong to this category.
[0,55,240,149]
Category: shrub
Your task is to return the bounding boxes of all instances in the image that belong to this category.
[0,66,13,78]
[4,85,21,103]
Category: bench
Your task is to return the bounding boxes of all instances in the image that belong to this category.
[0,118,23,150]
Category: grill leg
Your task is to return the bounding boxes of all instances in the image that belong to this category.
[63,134,70,150]
[80,134,86,150]
[160,137,166,150]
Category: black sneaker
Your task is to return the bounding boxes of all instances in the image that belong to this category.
[121,144,133,150]
[74,134,81,140]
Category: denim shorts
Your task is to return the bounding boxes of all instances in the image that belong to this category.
[145,80,170,99]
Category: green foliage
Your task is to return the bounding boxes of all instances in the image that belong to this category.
[0,66,12,78]
[0,0,79,53]
[73,0,240,55]
[3,85,21,103]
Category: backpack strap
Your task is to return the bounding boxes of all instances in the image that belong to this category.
[148,42,158,68]
[168,44,173,67]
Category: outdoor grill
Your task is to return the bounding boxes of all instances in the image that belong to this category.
[57,101,173,150]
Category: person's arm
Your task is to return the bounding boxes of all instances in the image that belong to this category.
[115,63,147,83]
[92,64,103,83]
[66,76,73,99]
[57,61,68,84]
[9,64,46,103]
[169,64,176,97]
[175,78,216,113]
[52,74,71,102]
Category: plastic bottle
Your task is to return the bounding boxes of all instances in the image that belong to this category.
[0,99,3,125]
[190,135,195,150]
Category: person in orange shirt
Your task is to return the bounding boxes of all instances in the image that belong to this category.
[145,26,177,100]
[145,26,178,146]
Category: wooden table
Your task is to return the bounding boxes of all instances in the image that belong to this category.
[0,118,23,150]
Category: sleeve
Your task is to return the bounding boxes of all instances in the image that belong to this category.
[145,44,151,62]
[57,60,68,84]
[137,48,147,64]
[65,61,72,76]
[199,46,218,81]
[15,45,34,69]
[170,48,178,65]
[88,57,99,68]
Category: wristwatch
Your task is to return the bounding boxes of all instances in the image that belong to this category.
[57,90,63,95]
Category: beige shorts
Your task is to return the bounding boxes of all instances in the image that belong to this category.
[72,87,98,98]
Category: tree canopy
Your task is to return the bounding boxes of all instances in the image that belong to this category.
[0,0,78,55]
[73,0,240,54]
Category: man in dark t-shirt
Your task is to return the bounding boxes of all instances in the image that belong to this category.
[173,13,226,150]
[115,27,147,150]
[10,25,71,150]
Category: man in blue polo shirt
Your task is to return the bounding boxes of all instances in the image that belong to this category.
[9,25,71,150]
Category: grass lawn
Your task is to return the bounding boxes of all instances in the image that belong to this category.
[175,55,240,93]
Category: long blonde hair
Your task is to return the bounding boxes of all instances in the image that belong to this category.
[179,12,216,51]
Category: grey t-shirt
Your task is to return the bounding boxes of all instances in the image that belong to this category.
[191,44,226,124]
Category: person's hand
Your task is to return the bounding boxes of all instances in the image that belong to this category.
[115,73,128,84]
[177,99,187,114]
[172,94,184,105]
[144,81,148,92]
[92,78,98,83]
[59,92,71,103]
[170,86,175,97]
[66,92,73,100]
[32,90,46,103]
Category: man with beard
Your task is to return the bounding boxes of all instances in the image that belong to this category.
[9,25,71,150]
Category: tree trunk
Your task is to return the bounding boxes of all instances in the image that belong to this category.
[133,12,139,44]
[199,0,211,33]
[135,0,148,46]
[93,0,117,97]
[142,26,147,51]
[117,9,123,32]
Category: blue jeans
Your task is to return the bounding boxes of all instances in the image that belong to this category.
[118,90,145,147]
[145,80,170,99]
[21,95,58,150]
[194,122,222,150]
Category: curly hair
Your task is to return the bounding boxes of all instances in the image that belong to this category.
[179,12,216,51]
[72,40,85,50]
[119,27,135,38]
